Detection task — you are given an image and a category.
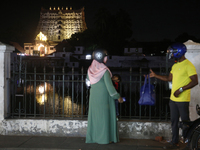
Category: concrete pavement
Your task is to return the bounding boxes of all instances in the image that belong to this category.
[0,135,187,150]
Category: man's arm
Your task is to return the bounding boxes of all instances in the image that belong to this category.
[183,74,198,91]
[174,74,198,97]
[149,69,172,81]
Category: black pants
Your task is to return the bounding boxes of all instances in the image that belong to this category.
[169,100,190,144]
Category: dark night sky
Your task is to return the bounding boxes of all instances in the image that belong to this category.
[1,0,200,42]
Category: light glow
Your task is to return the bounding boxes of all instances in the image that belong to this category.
[168,82,172,89]
[37,94,47,105]
[86,55,91,60]
[36,32,47,41]
[39,83,47,93]
[38,44,44,51]
[38,44,47,56]
[39,86,44,94]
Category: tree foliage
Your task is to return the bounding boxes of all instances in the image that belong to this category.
[68,7,133,55]
[175,32,199,43]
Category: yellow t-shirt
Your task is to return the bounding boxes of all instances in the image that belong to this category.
[170,59,197,102]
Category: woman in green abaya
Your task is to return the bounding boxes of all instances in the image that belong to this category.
[85,49,123,144]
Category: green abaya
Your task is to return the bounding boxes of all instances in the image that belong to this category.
[86,70,120,144]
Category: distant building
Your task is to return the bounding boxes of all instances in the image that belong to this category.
[36,7,87,42]
[124,47,143,56]
[106,55,174,69]
[48,40,80,68]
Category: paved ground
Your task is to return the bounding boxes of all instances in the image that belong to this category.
[0,135,188,150]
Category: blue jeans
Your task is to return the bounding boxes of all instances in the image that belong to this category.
[115,99,119,116]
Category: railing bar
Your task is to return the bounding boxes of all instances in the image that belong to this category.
[29,76,32,114]
[134,76,137,116]
[119,71,122,119]
[23,79,87,82]
[81,67,84,119]
[139,68,142,119]
[18,56,22,87]
[62,67,65,118]
[53,67,55,118]
[19,102,21,118]
[24,63,27,118]
[129,67,132,118]
[44,66,46,118]
[12,62,15,118]
[67,76,70,116]
[72,67,74,118]
[149,106,151,120]
[48,77,51,116]
[75,78,79,116]
[159,66,162,120]
[34,66,36,118]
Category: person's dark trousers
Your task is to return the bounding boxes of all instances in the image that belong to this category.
[115,99,119,116]
[169,100,190,144]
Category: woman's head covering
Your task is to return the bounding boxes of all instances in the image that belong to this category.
[88,49,112,85]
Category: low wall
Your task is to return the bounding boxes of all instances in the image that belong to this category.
[0,119,172,140]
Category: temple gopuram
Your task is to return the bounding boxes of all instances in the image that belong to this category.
[36,7,87,42]
[24,7,87,56]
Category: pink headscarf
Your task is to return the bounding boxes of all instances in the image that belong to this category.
[88,59,112,85]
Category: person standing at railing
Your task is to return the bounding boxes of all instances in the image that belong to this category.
[149,43,198,150]
[112,74,121,120]
[85,49,123,144]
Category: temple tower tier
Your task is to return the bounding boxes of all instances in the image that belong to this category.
[36,7,87,42]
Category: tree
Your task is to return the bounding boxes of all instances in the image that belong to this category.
[68,29,98,51]
[93,7,112,33]
[109,9,133,55]
[68,8,133,55]
[175,33,199,43]
[93,8,133,55]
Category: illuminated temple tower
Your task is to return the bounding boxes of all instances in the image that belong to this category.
[36,6,87,42]
[24,7,87,56]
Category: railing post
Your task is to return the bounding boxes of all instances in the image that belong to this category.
[34,66,36,118]
[129,67,132,118]
[53,66,55,118]
[24,63,27,117]
[159,65,162,120]
[18,55,22,87]
[81,67,84,118]
[12,59,16,118]
[62,67,65,118]
[139,67,142,119]
[43,66,46,117]
[72,67,74,118]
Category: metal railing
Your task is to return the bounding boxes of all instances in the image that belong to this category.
[9,56,171,120]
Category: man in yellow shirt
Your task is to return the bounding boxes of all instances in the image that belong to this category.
[150,43,198,149]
